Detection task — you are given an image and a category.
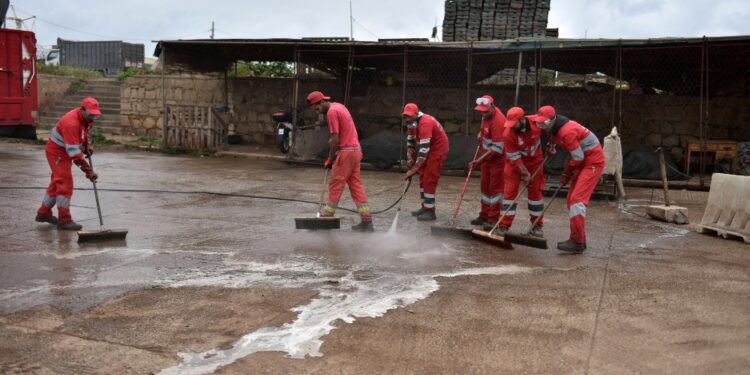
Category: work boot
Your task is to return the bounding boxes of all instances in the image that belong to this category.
[557,239,586,253]
[416,210,437,221]
[35,214,58,225]
[470,216,488,226]
[57,221,83,231]
[411,206,427,217]
[483,224,508,236]
[352,221,374,232]
[529,225,544,238]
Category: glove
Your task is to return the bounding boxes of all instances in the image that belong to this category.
[546,144,557,155]
[560,165,574,186]
[85,169,98,182]
[516,163,531,186]
[83,141,93,157]
[324,158,333,170]
[73,158,98,182]
[406,148,416,168]
[405,158,425,180]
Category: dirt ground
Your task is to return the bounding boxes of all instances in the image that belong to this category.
[0,140,748,374]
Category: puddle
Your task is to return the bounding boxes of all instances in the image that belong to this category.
[159,265,531,375]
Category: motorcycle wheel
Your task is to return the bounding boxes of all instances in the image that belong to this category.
[278,131,291,154]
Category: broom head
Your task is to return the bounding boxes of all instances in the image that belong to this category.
[295,216,341,230]
[503,231,548,249]
[430,225,474,240]
[77,229,129,242]
[470,229,513,250]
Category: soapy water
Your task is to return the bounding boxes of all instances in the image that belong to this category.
[159,265,531,375]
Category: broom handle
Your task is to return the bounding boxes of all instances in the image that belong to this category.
[318,169,329,214]
[450,144,481,226]
[528,179,566,231]
[87,156,104,229]
[487,154,548,235]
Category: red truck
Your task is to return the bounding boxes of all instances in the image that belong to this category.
[0,27,38,139]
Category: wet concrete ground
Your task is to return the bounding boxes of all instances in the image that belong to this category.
[0,141,748,374]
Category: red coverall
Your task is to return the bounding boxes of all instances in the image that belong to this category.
[478,107,506,222]
[36,108,93,225]
[407,113,449,211]
[549,117,605,244]
[322,103,371,221]
[500,117,545,229]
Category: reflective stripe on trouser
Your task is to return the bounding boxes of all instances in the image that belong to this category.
[418,151,447,211]
[500,160,546,228]
[326,151,369,219]
[566,162,604,243]
[37,142,75,223]
[479,158,504,221]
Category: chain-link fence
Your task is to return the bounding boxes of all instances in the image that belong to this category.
[285,38,750,183]
[158,38,750,182]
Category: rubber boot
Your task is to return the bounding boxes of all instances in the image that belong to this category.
[58,221,83,231]
[416,210,437,221]
[529,225,544,238]
[557,239,586,253]
[470,216,488,226]
[482,224,508,236]
[35,214,58,225]
[411,206,427,217]
[352,220,374,232]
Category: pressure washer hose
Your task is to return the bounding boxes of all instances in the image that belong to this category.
[2,179,413,215]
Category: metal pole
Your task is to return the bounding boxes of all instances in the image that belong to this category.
[349,1,353,40]
[161,45,167,147]
[344,46,353,107]
[534,42,539,110]
[401,45,408,162]
[513,51,523,106]
[465,42,473,168]
[611,41,619,129]
[699,37,706,187]
[292,45,300,155]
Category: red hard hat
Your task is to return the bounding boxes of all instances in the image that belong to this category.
[81,97,102,116]
[504,107,525,128]
[306,91,330,105]
[530,105,556,122]
[402,103,419,117]
[474,95,494,112]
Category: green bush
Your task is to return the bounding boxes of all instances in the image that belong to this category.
[116,67,156,81]
[230,61,294,78]
[89,126,119,145]
[37,63,103,79]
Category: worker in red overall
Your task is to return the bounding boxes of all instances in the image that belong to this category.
[531,105,605,253]
[498,107,546,236]
[307,91,373,232]
[470,95,506,227]
[403,103,449,221]
[35,97,100,230]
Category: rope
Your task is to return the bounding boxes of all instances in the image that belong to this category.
[1,181,412,215]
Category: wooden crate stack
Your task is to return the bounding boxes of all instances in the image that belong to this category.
[443,0,552,41]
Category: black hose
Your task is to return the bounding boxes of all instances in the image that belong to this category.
[1,181,413,215]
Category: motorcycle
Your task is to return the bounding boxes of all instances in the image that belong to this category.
[272,109,293,154]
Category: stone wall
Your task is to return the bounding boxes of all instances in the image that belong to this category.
[120,75,341,141]
[120,75,226,136]
[37,74,79,110]
[119,74,749,165]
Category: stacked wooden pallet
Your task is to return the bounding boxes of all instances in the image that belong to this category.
[443,0,552,41]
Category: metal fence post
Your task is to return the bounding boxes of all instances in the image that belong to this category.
[161,45,167,147]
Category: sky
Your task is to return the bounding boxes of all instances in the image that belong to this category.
[5,0,750,58]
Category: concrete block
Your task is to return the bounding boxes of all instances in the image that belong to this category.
[698,173,750,243]
[646,205,689,224]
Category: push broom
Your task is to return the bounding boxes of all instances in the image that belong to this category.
[294,169,341,230]
[430,145,481,240]
[503,179,566,249]
[471,157,548,248]
[77,156,129,242]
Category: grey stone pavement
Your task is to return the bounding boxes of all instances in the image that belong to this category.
[0,140,748,374]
